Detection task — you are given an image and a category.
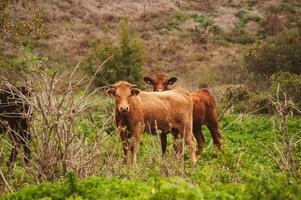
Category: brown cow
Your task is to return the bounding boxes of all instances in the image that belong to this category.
[106,81,196,165]
[144,74,221,155]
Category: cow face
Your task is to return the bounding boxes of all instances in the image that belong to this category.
[144,74,177,92]
[106,82,140,114]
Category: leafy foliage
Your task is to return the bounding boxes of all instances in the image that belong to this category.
[2,171,301,199]
[84,19,145,86]
[270,72,301,108]
[245,30,301,76]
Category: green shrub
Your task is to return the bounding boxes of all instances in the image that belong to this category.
[215,84,251,113]
[246,174,301,200]
[269,72,301,108]
[222,22,256,44]
[236,9,263,24]
[245,30,301,76]
[266,3,296,15]
[0,48,48,81]
[167,11,189,30]
[248,93,271,114]
[220,84,250,104]
[192,14,222,34]
[83,19,145,86]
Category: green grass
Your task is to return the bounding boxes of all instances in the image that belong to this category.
[1,109,301,199]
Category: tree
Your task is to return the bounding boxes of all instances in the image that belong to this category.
[84,19,145,86]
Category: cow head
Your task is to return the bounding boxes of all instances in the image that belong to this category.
[106,81,140,114]
[144,74,177,92]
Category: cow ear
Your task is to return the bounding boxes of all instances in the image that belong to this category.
[143,77,154,85]
[131,88,140,96]
[106,88,116,97]
[167,77,177,85]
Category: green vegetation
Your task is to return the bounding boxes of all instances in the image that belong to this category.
[1,113,301,199]
[236,9,263,24]
[82,19,145,86]
[168,11,189,30]
[192,14,222,35]
[245,30,301,76]
[270,72,301,107]
[2,173,301,200]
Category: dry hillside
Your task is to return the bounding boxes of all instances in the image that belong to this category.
[3,0,300,89]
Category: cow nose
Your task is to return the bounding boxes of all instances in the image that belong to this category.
[120,106,129,113]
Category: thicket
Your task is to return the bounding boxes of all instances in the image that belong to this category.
[242,30,301,111]
[245,30,301,77]
[270,72,301,108]
[83,19,145,86]
[0,0,46,80]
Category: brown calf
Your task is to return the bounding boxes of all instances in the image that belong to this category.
[144,74,221,155]
[106,81,196,165]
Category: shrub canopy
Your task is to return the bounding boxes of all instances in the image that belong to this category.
[245,30,301,76]
[84,19,145,87]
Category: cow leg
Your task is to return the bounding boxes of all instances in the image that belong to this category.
[129,138,139,166]
[129,127,143,165]
[184,126,197,163]
[160,133,167,155]
[206,120,222,150]
[119,130,129,164]
[171,128,183,159]
[193,124,205,156]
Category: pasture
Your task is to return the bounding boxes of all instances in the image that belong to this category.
[1,91,301,199]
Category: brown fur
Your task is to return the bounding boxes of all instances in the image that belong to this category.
[106,81,196,165]
[144,75,221,155]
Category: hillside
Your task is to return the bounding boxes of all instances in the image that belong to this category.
[3,0,300,88]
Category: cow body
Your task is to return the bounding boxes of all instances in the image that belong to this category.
[0,87,31,165]
[144,74,221,155]
[107,81,196,165]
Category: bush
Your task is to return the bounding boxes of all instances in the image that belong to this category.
[248,94,271,114]
[245,30,301,76]
[167,11,189,30]
[84,19,145,86]
[236,9,263,24]
[214,84,251,113]
[222,21,256,44]
[220,84,250,104]
[269,72,301,108]
[246,174,301,200]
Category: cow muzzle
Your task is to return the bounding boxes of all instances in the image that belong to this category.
[119,106,129,113]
